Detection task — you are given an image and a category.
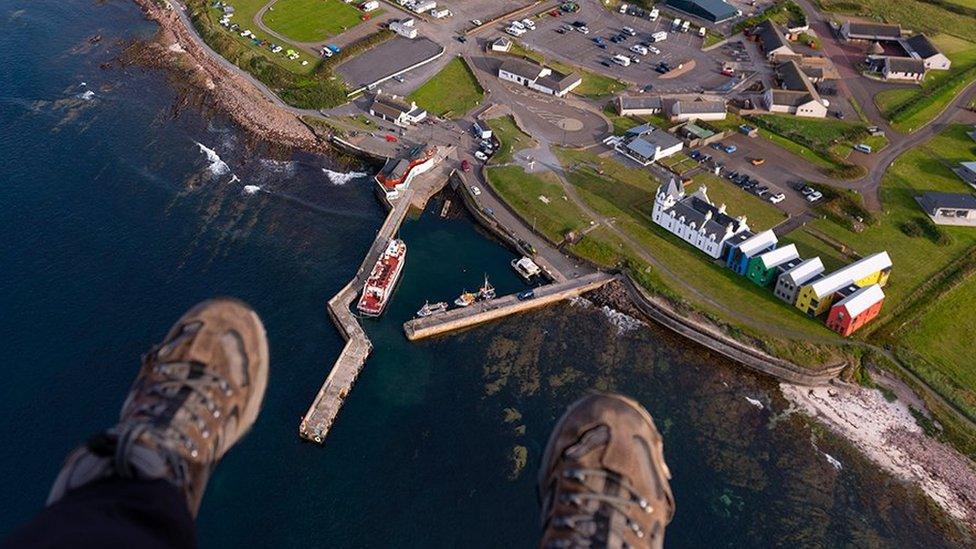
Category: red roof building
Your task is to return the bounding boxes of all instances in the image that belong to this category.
[825,284,885,337]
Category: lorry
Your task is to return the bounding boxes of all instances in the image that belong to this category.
[612,54,632,66]
[651,31,668,42]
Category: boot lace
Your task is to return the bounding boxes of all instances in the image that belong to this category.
[546,468,653,549]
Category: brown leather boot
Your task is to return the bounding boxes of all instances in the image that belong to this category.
[539,393,675,548]
[47,298,269,516]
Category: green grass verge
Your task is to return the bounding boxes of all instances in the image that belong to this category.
[199,0,317,73]
[262,0,366,42]
[408,58,484,119]
[749,115,887,178]
[874,34,976,133]
[485,116,535,164]
[485,166,589,242]
[508,42,627,99]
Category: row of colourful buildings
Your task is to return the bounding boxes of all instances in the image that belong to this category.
[652,181,892,336]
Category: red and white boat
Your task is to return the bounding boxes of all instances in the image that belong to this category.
[356,239,406,317]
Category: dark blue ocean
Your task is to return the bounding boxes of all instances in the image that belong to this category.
[0,1,964,546]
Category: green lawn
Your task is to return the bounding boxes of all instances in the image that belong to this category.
[485,116,535,164]
[874,35,976,133]
[485,166,589,242]
[408,58,484,118]
[508,42,627,99]
[262,0,366,42]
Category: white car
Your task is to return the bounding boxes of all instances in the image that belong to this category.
[630,44,648,55]
[471,19,482,26]
[576,25,589,34]
[471,186,482,196]
[521,18,536,30]
[806,191,823,202]
[474,150,488,161]
[648,45,660,55]
[768,193,785,204]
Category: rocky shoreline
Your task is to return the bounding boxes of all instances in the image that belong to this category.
[782,383,976,534]
[130,0,327,153]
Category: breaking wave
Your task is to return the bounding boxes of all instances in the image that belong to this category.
[824,453,843,470]
[323,168,368,185]
[195,142,230,176]
[600,305,644,334]
[260,158,297,175]
[77,90,95,101]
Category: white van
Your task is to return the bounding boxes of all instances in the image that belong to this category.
[854,143,872,154]
[672,18,682,30]
[612,54,632,67]
[630,44,648,55]
[619,3,629,14]
[649,8,659,21]
[698,26,706,37]
[681,21,690,33]
[510,21,525,31]
[505,26,525,37]
[521,18,536,30]
[651,31,668,42]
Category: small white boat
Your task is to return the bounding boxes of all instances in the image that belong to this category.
[478,275,496,301]
[416,301,449,317]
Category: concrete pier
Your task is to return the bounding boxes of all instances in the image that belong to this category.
[403,272,616,341]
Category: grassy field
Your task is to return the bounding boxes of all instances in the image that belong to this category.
[485,116,535,164]
[508,42,627,99]
[789,125,976,313]
[485,166,589,242]
[408,58,484,118]
[900,277,976,410]
[874,35,976,133]
[817,0,976,39]
[262,0,366,42]
[200,0,317,73]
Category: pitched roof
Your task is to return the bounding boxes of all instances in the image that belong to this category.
[626,122,657,136]
[833,284,885,317]
[885,57,926,74]
[372,92,413,115]
[756,20,791,54]
[757,243,799,269]
[770,60,821,107]
[499,58,546,81]
[918,191,976,213]
[781,257,825,285]
[536,71,581,93]
[640,127,683,150]
[807,252,892,298]
[619,95,662,111]
[666,194,742,238]
[738,229,778,256]
[664,97,726,116]
[845,21,901,39]
[905,34,939,58]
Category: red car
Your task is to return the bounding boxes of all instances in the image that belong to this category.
[461,159,471,172]
[549,9,560,16]
[384,134,398,142]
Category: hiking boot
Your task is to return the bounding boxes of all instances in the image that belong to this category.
[47,298,269,516]
[539,393,675,549]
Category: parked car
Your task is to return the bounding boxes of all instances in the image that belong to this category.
[517,289,535,301]
[854,143,872,154]
[474,150,488,161]
[723,144,737,154]
[622,26,636,36]
[768,193,786,204]
[648,45,660,55]
[393,75,405,83]
[471,186,481,196]
[461,159,470,172]
[801,185,815,196]
[577,26,590,34]
[470,19,482,26]
[749,157,765,166]
[806,191,823,202]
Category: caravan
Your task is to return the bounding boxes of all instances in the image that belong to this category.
[612,54,632,67]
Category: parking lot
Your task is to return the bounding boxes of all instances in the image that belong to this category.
[514,3,732,93]
[335,37,444,89]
